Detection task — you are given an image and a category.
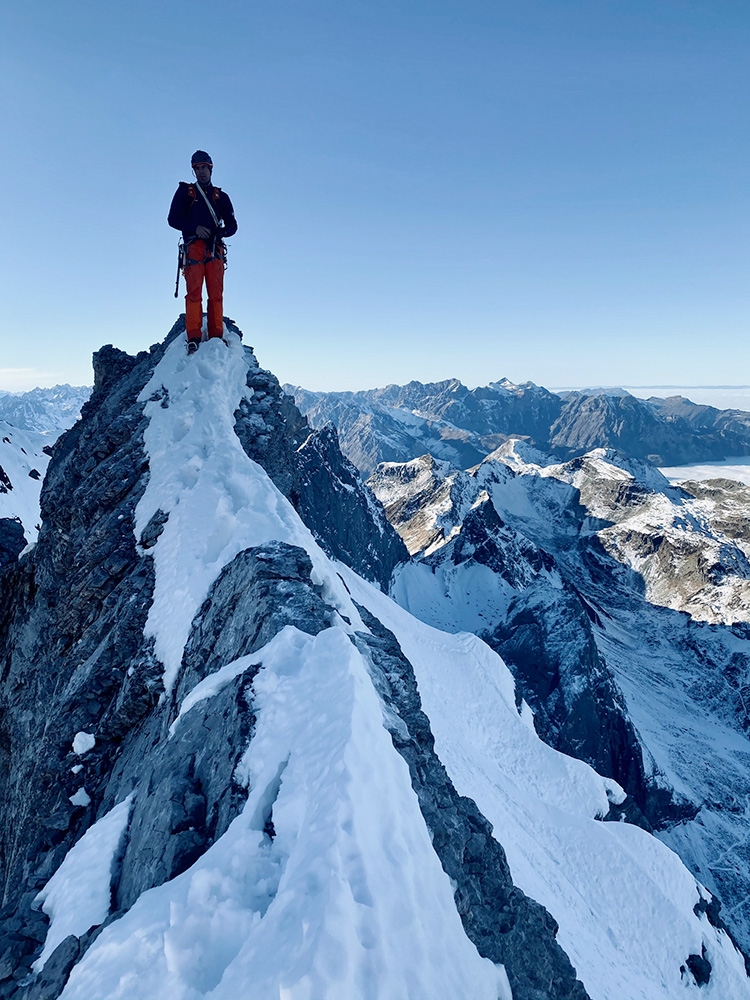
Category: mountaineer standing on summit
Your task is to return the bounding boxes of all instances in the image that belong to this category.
[168,150,238,353]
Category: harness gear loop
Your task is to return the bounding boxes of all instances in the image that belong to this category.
[172,181,229,294]
[181,236,227,268]
[174,241,187,297]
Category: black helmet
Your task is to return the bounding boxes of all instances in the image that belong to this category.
[191,150,213,166]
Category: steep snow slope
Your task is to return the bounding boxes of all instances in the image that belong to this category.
[4,329,750,999]
[371,444,750,957]
[133,335,361,692]
[34,336,748,998]
[345,569,749,1000]
[0,420,50,545]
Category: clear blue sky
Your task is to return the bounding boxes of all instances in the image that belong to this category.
[1,0,748,391]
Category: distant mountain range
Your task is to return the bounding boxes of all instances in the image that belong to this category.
[284,378,750,476]
[0,384,91,437]
[0,386,90,562]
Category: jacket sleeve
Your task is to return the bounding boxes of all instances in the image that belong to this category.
[168,183,190,232]
[219,191,238,238]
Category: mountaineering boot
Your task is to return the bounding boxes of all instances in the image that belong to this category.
[187,340,199,355]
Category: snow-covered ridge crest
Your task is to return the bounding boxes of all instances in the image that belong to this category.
[135,332,362,692]
[5,322,750,999]
[58,625,509,1000]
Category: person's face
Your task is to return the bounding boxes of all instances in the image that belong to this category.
[193,162,212,185]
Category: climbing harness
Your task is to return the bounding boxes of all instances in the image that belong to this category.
[173,182,229,296]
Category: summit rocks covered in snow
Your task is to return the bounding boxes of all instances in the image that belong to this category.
[0,322,749,999]
[285,378,750,476]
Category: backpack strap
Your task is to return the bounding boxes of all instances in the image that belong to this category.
[194,181,221,228]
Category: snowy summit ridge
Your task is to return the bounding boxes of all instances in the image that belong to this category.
[0,319,748,999]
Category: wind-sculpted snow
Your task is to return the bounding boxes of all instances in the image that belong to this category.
[135,334,360,692]
[59,626,509,1000]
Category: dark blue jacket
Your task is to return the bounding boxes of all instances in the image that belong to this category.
[168,182,238,241]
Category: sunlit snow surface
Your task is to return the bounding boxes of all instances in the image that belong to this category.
[135,332,361,691]
[59,628,507,1000]
[342,568,750,1000]
[43,338,749,999]
[58,333,507,1000]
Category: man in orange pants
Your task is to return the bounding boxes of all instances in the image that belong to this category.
[168,150,238,353]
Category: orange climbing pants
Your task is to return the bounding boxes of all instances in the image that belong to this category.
[184,239,225,341]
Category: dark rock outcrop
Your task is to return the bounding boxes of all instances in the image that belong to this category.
[234,362,310,500]
[292,422,407,588]
[109,541,335,913]
[353,604,590,1000]
[234,364,403,589]
[0,519,25,568]
[0,326,171,995]
[490,583,695,830]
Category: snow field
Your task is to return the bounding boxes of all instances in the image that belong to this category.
[392,559,517,634]
[0,420,50,543]
[135,332,362,692]
[60,626,508,1000]
[33,796,133,971]
[35,332,512,997]
[342,567,750,1000]
[37,333,749,999]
